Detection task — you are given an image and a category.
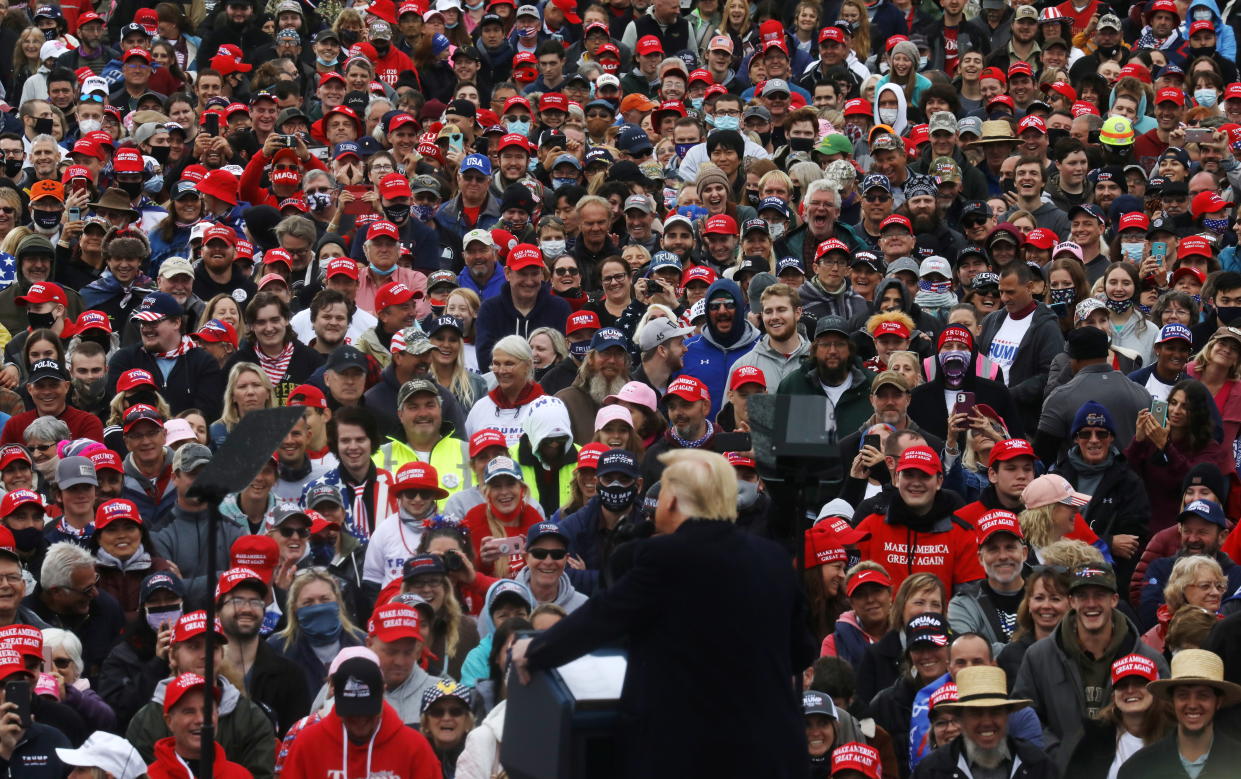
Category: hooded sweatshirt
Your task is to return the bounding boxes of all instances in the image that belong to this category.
[514,397,578,514]
[1178,0,1236,60]
[280,702,441,779]
[460,578,536,686]
[515,566,589,612]
[147,739,251,779]
[474,281,573,369]
[679,278,762,417]
[871,82,910,137]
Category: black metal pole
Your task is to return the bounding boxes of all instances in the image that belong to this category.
[199,490,223,778]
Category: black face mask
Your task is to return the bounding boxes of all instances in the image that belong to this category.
[340,29,359,45]
[10,526,43,552]
[1217,306,1241,324]
[1047,128,1069,149]
[789,136,814,152]
[31,210,60,230]
[3,159,21,177]
[597,482,637,512]
[374,40,390,56]
[26,311,54,330]
[745,190,759,207]
[149,146,170,165]
[1191,45,1216,58]
[756,130,771,147]
[383,203,410,223]
[42,27,56,42]
[1096,44,1121,59]
[127,389,161,407]
[117,180,143,199]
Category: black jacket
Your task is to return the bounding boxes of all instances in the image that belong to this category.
[1068,718,1146,779]
[1118,731,1241,779]
[1051,448,1150,589]
[248,639,312,737]
[869,674,919,778]
[105,342,226,424]
[25,588,126,683]
[525,519,817,779]
[977,303,1065,430]
[1205,610,1241,685]
[97,621,168,730]
[912,735,1058,779]
[855,627,905,708]
[909,368,1024,442]
[0,722,71,778]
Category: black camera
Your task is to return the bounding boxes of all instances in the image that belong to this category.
[442,549,465,572]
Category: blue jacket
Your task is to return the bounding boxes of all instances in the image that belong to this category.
[147,226,190,275]
[457,264,506,301]
[868,0,910,57]
[475,281,572,370]
[556,496,641,593]
[1177,0,1235,60]
[267,628,365,696]
[678,278,761,418]
[460,578,535,686]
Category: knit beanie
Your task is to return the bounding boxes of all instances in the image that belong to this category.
[695,164,731,197]
[1070,400,1115,436]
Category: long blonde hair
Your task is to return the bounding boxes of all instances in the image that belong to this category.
[720,0,752,38]
[275,570,361,647]
[483,481,530,578]
[106,392,173,427]
[218,362,275,430]
[1018,504,1057,550]
[841,0,872,61]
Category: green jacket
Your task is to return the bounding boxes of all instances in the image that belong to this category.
[775,362,875,440]
[126,676,276,779]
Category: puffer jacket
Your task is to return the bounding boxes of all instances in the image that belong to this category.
[126,675,276,778]
[798,275,871,325]
[1011,610,1168,774]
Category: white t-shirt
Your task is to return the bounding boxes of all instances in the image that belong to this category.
[1108,731,1146,779]
[1144,372,1177,401]
[987,314,1035,386]
[820,374,853,408]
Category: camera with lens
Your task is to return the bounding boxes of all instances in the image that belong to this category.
[442,549,465,572]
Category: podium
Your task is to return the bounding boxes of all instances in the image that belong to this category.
[501,648,627,779]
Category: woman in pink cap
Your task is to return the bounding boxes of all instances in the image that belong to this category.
[603,381,665,450]
[592,404,643,457]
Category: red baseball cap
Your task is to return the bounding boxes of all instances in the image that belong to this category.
[0,625,41,661]
[1118,211,1151,232]
[0,446,30,471]
[896,445,942,475]
[1156,87,1186,106]
[113,147,144,173]
[287,384,328,409]
[1192,191,1233,218]
[681,265,717,287]
[263,249,293,269]
[1189,19,1214,35]
[872,321,911,340]
[94,498,142,532]
[929,682,959,711]
[1071,100,1101,117]
[1017,115,1046,135]
[880,214,913,233]
[845,568,892,596]
[394,461,449,499]
[1227,83,1241,100]
[375,281,420,310]
[703,214,738,236]
[16,282,67,308]
[815,238,850,259]
[164,673,220,714]
[1178,234,1214,259]
[843,98,872,117]
[507,244,545,272]
[1007,62,1034,80]
[1118,62,1152,83]
[73,310,112,334]
[636,35,663,56]
[819,26,845,43]
[496,133,530,154]
[319,71,346,87]
[1024,228,1057,250]
[1172,265,1207,285]
[725,451,756,470]
[0,489,41,517]
[325,257,360,280]
[665,375,710,404]
[729,365,766,391]
[1111,653,1158,685]
[539,92,568,112]
[566,310,601,334]
[576,442,608,471]
[171,610,228,645]
[368,603,423,642]
[89,449,123,474]
[988,438,1036,466]
[976,508,1024,544]
[230,535,278,582]
[71,139,106,161]
[469,428,508,458]
[121,404,164,434]
[1041,81,1076,102]
[0,648,25,682]
[215,566,269,599]
[192,319,238,349]
[815,515,869,545]
[378,173,413,200]
[203,225,237,246]
[979,67,1007,85]
[367,220,401,241]
[117,368,157,392]
[803,525,847,567]
[831,743,882,779]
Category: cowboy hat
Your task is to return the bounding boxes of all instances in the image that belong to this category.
[940,666,1031,710]
[88,188,141,223]
[1148,649,1241,707]
[968,120,1018,146]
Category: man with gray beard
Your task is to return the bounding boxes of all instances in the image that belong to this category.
[556,328,632,445]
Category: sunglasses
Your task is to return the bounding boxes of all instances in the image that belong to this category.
[401,489,441,500]
[529,548,568,560]
[52,656,71,668]
[864,193,891,203]
[428,705,468,717]
[1075,429,1112,440]
[707,300,736,311]
[278,526,310,538]
[962,217,988,228]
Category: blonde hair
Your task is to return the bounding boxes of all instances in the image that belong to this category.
[889,572,945,627]
[482,479,529,578]
[656,449,737,521]
[198,293,243,329]
[887,351,923,385]
[1164,554,1225,612]
[1018,504,1057,550]
[446,288,481,338]
[1192,338,1241,380]
[841,0,871,60]
[106,391,173,427]
[275,570,360,648]
[218,362,275,430]
[1039,538,1105,568]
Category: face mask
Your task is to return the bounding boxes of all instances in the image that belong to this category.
[339,29,359,45]
[316,55,337,67]
[551,177,576,190]
[145,605,181,632]
[143,175,164,197]
[506,118,531,136]
[569,340,591,359]
[918,279,952,294]
[3,159,21,177]
[1195,89,1218,108]
[1048,286,1076,316]
[712,115,739,131]
[745,190,759,207]
[118,180,143,199]
[918,56,928,70]
[72,376,107,404]
[674,142,695,160]
[598,482,637,512]
[1194,8,1213,20]
[374,40,391,55]
[32,210,60,230]
[42,27,56,41]
[1217,305,1241,324]
[27,310,55,330]
[736,479,760,511]
[1192,45,1217,58]
[128,389,160,407]
[34,457,56,482]
[939,350,970,387]
[467,0,485,8]
[296,602,342,644]
[1204,217,1230,233]
[526,157,539,173]
[1047,128,1068,148]
[518,26,536,38]
[78,118,101,135]
[307,191,332,212]
[789,136,814,152]
[690,97,704,112]
[541,239,565,257]
[370,262,398,276]
[1120,241,1145,263]
[878,108,900,125]
[756,131,772,147]
[10,526,42,552]
[149,146,170,165]
[383,203,410,222]
[770,223,785,241]
[311,542,334,566]
[412,203,434,221]
[1136,303,1152,315]
[1105,296,1132,314]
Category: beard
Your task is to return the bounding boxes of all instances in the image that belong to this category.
[816,359,849,386]
[963,736,1010,769]
[911,212,940,234]
[587,372,628,405]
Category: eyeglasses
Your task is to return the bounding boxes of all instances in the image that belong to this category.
[1189,581,1228,592]
[1075,429,1112,440]
[63,573,100,597]
[962,217,987,228]
[406,577,444,591]
[817,258,847,267]
[601,273,627,285]
[51,656,72,668]
[707,300,736,311]
[529,548,568,560]
[553,266,579,276]
[428,705,468,717]
[370,162,395,173]
[223,596,266,610]
[30,443,55,452]
[278,526,310,538]
[0,573,21,585]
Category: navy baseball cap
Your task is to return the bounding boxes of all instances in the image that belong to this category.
[428,315,464,335]
[777,257,805,275]
[589,327,628,352]
[133,292,184,322]
[585,147,614,167]
[597,449,639,477]
[333,141,361,160]
[617,125,652,154]
[861,173,891,193]
[526,522,568,546]
[1178,499,1227,528]
[1068,203,1106,225]
[140,571,184,604]
[757,197,790,218]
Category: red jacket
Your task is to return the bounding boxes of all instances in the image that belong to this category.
[0,405,103,445]
[854,494,985,592]
[147,738,253,779]
[238,150,329,209]
[463,502,542,577]
[281,701,440,779]
[373,48,416,85]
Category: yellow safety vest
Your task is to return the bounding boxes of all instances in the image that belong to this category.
[373,435,473,496]
[508,443,576,511]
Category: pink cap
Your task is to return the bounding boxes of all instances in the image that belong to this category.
[603,381,659,413]
[1021,473,1091,510]
[593,404,634,432]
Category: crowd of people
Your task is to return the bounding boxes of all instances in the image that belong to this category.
[0,0,1237,775]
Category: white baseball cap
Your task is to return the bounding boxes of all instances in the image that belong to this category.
[56,732,147,779]
[918,256,952,278]
[464,228,493,248]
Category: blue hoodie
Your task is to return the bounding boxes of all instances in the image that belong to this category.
[1177,0,1236,60]
[459,578,535,686]
[678,278,762,418]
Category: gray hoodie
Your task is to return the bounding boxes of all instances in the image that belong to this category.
[310,663,447,725]
[515,567,589,613]
[730,332,812,391]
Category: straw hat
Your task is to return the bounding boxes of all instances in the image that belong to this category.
[1148,649,1241,707]
[969,120,1018,146]
[939,666,1031,710]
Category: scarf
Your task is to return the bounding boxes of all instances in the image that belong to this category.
[915,286,957,311]
[96,545,153,573]
[151,335,196,360]
[487,381,545,409]
[1136,25,1177,50]
[668,419,715,448]
[256,342,294,385]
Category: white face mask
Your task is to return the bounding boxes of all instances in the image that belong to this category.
[878,108,900,125]
[78,118,101,134]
